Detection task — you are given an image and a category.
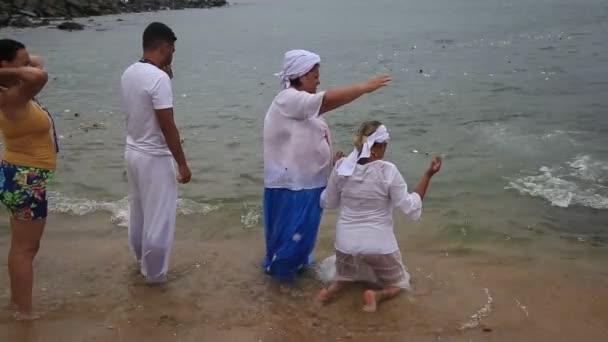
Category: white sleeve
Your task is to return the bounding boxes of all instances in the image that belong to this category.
[320,163,341,209]
[150,73,173,110]
[277,90,325,120]
[388,165,422,220]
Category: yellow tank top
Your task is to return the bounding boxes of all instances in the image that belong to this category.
[0,100,57,170]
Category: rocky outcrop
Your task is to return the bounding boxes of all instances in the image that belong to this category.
[0,0,228,28]
[57,21,84,31]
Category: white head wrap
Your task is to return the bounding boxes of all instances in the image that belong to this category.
[337,125,390,176]
[275,50,321,89]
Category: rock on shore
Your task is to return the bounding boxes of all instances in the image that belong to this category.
[0,0,228,28]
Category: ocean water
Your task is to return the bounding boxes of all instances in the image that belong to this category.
[1,0,607,239]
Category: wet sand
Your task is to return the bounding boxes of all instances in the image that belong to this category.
[1,211,608,342]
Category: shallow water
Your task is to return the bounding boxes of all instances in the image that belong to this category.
[1,0,607,240]
[1,1,608,339]
[1,213,608,341]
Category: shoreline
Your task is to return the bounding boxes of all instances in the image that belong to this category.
[0,0,606,338]
[1,212,607,341]
[0,0,229,29]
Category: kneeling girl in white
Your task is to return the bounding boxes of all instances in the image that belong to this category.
[318,121,441,312]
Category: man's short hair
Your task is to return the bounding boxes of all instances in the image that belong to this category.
[143,22,177,50]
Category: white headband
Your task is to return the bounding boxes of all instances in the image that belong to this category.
[337,125,390,176]
[274,50,321,89]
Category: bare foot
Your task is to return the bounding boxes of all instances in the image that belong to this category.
[362,290,378,313]
[13,310,41,321]
[7,302,17,311]
[317,288,330,305]
[145,275,168,286]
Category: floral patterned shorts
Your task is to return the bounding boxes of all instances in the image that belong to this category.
[0,161,53,220]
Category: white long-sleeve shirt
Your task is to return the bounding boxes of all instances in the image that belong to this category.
[263,88,333,190]
[320,160,422,254]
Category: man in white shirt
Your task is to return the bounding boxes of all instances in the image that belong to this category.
[121,22,191,284]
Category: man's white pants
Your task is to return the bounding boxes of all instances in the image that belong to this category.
[125,149,177,283]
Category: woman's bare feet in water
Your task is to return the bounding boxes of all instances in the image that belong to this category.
[363,287,402,312]
[363,290,378,312]
[317,288,331,304]
[317,281,346,306]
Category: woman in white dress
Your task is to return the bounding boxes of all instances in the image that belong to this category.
[318,121,442,312]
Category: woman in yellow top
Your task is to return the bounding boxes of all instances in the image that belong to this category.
[0,39,57,320]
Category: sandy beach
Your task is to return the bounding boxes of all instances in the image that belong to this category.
[1,210,607,342]
[1,0,608,340]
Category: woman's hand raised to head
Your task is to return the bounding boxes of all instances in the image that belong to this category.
[0,67,48,118]
[161,65,173,79]
[30,55,44,70]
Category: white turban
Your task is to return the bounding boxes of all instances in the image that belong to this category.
[275,50,321,89]
[337,125,390,176]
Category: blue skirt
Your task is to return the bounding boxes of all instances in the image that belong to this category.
[263,187,324,282]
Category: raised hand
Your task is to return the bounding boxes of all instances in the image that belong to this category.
[161,65,173,79]
[363,74,391,93]
[425,155,442,177]
[333,151,345,166]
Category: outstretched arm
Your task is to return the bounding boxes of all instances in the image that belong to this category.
[319,74,391,114]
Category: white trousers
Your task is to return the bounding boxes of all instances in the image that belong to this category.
[125,149,177,283]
